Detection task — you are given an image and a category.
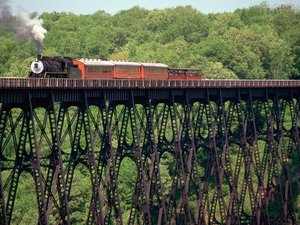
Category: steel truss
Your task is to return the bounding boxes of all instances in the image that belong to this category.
[0,89,299,225]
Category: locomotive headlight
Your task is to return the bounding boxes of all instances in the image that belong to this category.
[31,60,44,74]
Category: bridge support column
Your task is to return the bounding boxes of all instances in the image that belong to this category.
[144,94,167,225]
[0,105,8,225]
[27,92,48,225]
[128,90,151,225]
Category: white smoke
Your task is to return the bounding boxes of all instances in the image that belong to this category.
[15,11,47,54]
[0,0,47,54]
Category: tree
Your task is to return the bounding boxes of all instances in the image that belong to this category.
[161,6,210,44]
[184,55,238,79]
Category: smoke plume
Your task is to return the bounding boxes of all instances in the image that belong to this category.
[0,0,12,26]
[0,0,47,54]
[15,11,47,54]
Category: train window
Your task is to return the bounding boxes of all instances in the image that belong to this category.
[87,66,113,73]
[87,66,95,72]
[101,66,112,73]
[145,67,167,74]
[116,66,140,74]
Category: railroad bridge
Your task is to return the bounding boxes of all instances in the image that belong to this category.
[0,78,299,225]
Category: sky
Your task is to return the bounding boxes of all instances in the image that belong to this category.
[9,0,300,15]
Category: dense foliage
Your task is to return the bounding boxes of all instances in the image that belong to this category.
[0,3,299,79]
[1,3,300,224]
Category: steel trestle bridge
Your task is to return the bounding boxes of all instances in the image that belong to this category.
[0,78,300,224]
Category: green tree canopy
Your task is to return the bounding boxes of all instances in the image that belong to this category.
[0,3,299,79]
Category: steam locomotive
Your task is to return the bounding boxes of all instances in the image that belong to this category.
[29,55,203,80]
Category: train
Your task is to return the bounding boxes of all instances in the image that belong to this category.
[29,55,203,80]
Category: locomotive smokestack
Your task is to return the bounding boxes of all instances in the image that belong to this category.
[36,54,42,61]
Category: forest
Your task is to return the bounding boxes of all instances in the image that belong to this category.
[0,2,300,225]
[0,2,299,80]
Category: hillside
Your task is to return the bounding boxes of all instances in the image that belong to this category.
[0,3,299,79]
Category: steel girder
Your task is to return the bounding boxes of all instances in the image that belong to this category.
[0,89,299,225]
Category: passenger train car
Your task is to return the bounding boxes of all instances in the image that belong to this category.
[29,55,203,80]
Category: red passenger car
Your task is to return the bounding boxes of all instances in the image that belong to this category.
[73,59,114,79]
[141,62,169,80]
[72,60,169,79]
[114,61,141,79]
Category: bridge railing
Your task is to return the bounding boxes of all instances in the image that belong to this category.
[0,78,299,89]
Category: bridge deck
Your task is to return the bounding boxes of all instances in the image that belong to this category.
[0,78,300,89]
